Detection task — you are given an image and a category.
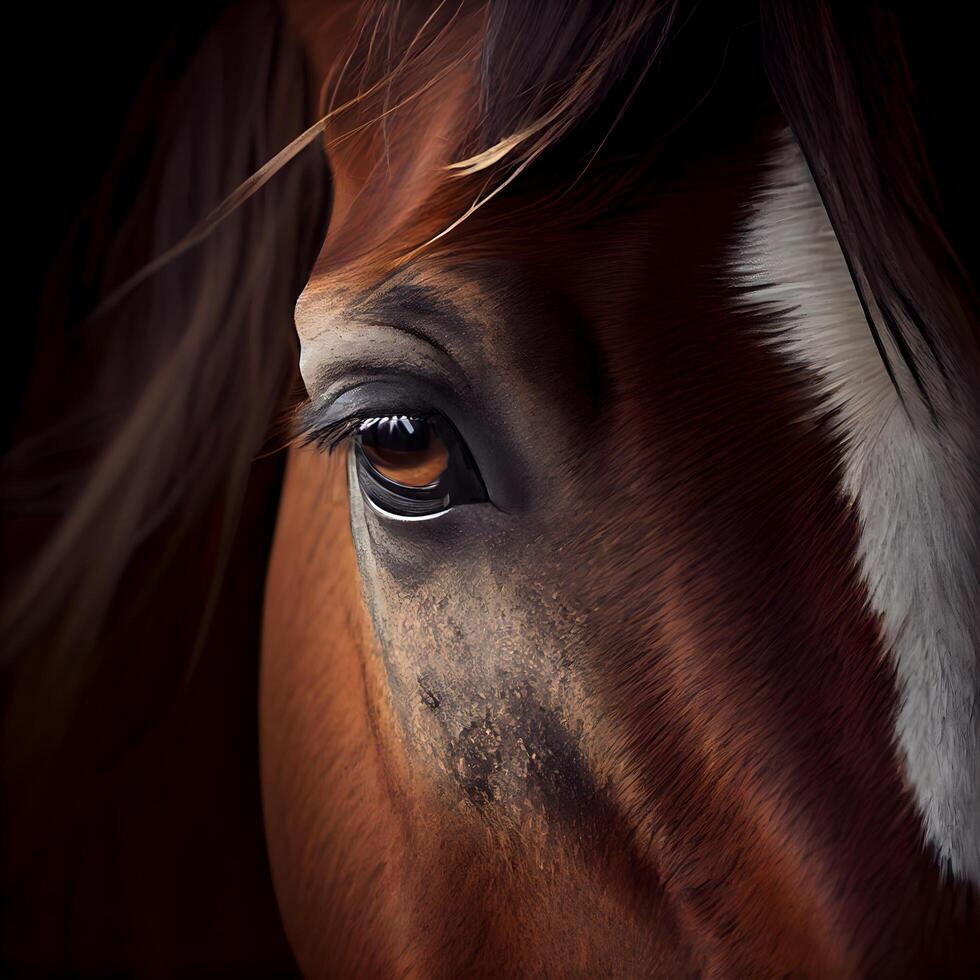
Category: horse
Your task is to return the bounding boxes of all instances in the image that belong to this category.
[3,1,978,976]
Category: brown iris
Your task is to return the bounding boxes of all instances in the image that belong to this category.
[358,416,448,487]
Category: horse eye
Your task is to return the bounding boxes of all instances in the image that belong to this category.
[353,415,486,519]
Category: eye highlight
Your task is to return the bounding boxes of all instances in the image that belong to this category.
[353,414,487,519]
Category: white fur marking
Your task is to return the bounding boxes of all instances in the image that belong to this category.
[735,131,979,883]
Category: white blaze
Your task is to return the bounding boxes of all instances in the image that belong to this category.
[735,131,979,883]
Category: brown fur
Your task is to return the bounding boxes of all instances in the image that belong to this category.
[270,119,978,973]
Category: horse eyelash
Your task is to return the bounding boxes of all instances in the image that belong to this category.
[297,412,365,456]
